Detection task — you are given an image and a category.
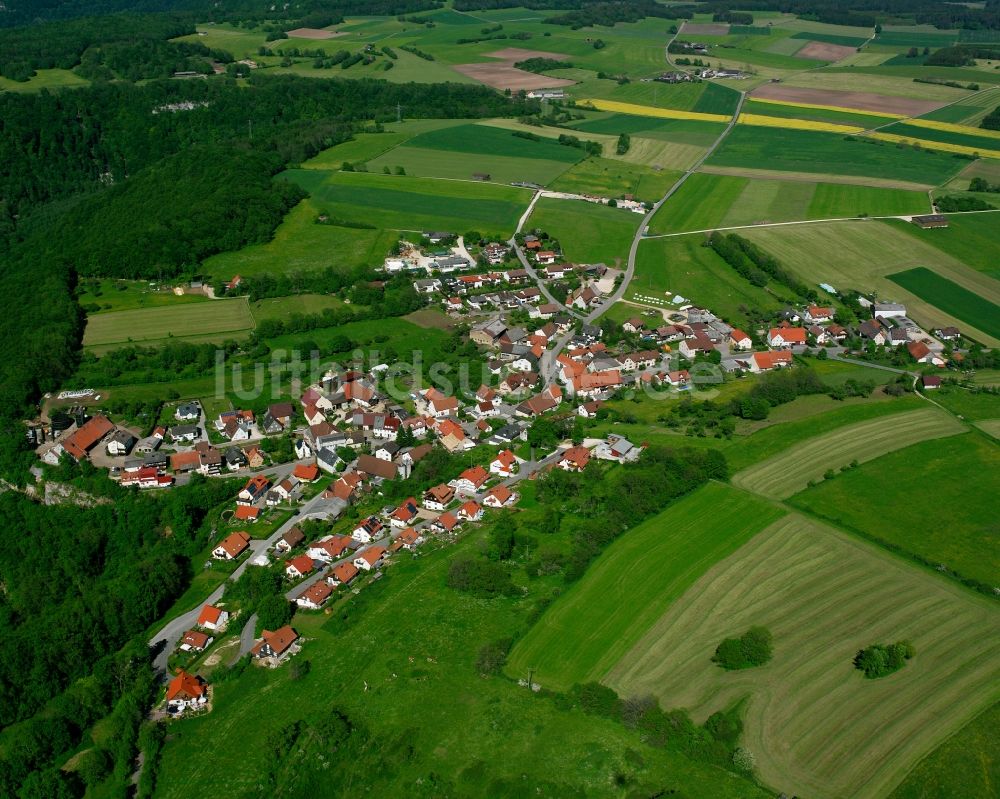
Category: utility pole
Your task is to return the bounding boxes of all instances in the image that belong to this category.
[248,119,253,141]
[527,668,534,691]
[396,102,403,123]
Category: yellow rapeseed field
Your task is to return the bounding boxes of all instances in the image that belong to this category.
[749,96,906,119]
[867,131,1000,159]
[578,98,731,123]
[737,113,864,134]
[906,117,1000,141]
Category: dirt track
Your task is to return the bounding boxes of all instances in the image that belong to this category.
[751,84,942,116]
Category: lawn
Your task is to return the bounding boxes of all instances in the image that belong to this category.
[153,531,769,799]
[888,267,1000,341]
[630,234,782,327]
[886,214,1000,281]
[527,197,641,267]
[791,432,999,587]
[201,199,399,280]
[647,173,927,234]
[505,482,785,691]
[548,158,681,203]
[250,294,348,322]
[706,126,966,186]
[740,221,1000,346]
[299,132,413,167]
[731,407,967,499]
[283,169,532,236]
[607,513,1000,799]
[929,386,1000,421]
[77,279,210,314]
[0,68,90,92]
[82,297,255,349]
[889,702,1000,799]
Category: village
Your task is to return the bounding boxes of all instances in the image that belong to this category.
[28,209,969,720]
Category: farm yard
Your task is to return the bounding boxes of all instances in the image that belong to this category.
[607,513,1000,799]
[506,483,784,691]
[730,408,966,499]
[82,297,255,350]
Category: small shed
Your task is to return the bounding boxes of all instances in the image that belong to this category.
[912,214,948,229]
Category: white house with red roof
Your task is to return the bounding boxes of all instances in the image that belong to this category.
[489,449,518,477]
[197,605,229,632]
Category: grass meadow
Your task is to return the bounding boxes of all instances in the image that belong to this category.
[82,297,254,349]
[505,482,784,691]
[647,173,928,234]
[607,513,1000,799]
[283,169,533,235]
[153,531,769,799]
[888,702,1000,799]
[740,221,1000,345]
[792,432,1000,586]
[77,280,210,314]
[631,234,781,326]
[527,197,641,266]
[549,158,681,203]
[887,213,1000,280]
[731,407,966,499]
[706,126,966,186]
[202,199,400,279]
[889,267,1000,340]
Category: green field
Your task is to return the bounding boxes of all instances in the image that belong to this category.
[283,170,533,235]
[366,145,573,186]
[740,221,1000,345]
[506,483,784,690]
[202,199,400,279]
[0,68,90,92]
[300,132,414,167]
[608,513,1000,799]
[789,31,869,47]
[882,122,1000,154]
[82,297,254,348]
[731,408,967,499]
[889,702,1000,799]
[77,280,210,314]
[402,123,584,162]
[648,173,928,234]
[888,214,1000,280]
[549,158,681,203]
[889,267,1000,340]
[570,114,727,147]
[528,197,641,267]
[707,126,965,186]
[152,531,768,799]
[631,234,781,326]
[250,294,348,321]
[792,432,999,586]
[743,98,898,129]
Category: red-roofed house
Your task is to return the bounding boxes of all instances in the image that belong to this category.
[457,501,484,521]
[166,670,207,711]
[197,605,229,631]
[750,351,793,372]
[292,463,320,483]
[61,415,115,461]
[307,535,353,562]
[558,446,591,472]
[251,626,299,662]
[768,327,807,348]
[433,512,460,534]
[390,497,419,528]
[234,504,261,523]
[483,484,516,508]
[328,561,359,587]
[352,515,384,544]
[296,581,333,610]
[453,465,489,494]
[729,329,752,351]
[180,630,213,652]
[285,554,314,579]
[490,449,518,477]
[354,545,387,571]
[212,531,251,560]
